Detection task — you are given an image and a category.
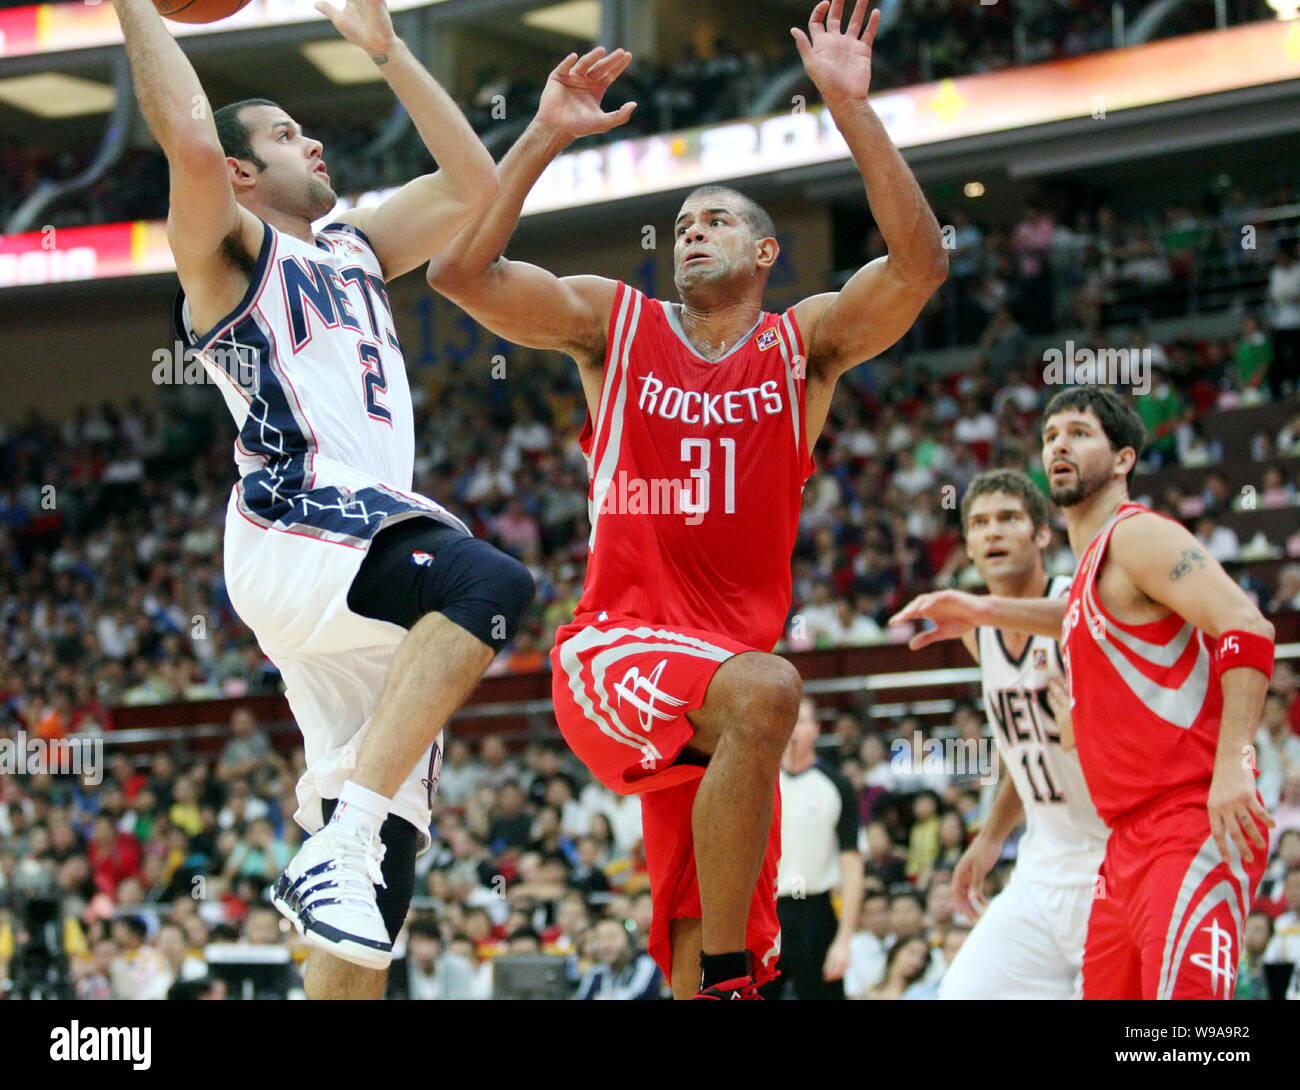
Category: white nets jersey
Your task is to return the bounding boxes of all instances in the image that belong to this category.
[175,218,465,548]
[977,575,1108,886]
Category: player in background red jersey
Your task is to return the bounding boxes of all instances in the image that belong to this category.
[892,387,1277,998]
[428,0,947,998]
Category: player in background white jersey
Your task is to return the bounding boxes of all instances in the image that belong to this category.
[938,470,1109,999]
[114,0,536,998]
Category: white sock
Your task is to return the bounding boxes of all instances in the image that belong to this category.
[329,781,390,839]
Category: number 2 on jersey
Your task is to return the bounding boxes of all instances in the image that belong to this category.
[358,343,391,425]
[680,437,736,516]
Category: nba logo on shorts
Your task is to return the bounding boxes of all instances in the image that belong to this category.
[411,550,434,567]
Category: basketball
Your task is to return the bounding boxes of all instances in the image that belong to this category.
[153,0,254,25]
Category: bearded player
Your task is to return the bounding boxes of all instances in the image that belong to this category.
[938,470,1108,1000]
[893,388,1275,999]
[428,0,946,999]
[113,0,536,999]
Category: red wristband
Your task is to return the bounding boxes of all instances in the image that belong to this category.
[1216,630,1274,679]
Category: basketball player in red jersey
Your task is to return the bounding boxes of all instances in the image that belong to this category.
[892,387,1277,999]
[427,0,946,999]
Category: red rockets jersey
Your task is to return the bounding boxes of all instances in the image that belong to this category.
[575,282,815,651]
[1061,502,1222,825]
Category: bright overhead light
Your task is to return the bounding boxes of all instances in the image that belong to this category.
[522,0,602,40]
[1266,0,1300,19]
[964,181,985,197]
[0,73,115,118]
[301,40,388,84]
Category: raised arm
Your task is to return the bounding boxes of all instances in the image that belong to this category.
[889,590,1067,648]
[426,48,636,370]
[788,2,947,389]
[318,0,497,280]
[112,0,261,308]
[1108,513,1276,860]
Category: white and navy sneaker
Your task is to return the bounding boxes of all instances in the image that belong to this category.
[272,822,393,970]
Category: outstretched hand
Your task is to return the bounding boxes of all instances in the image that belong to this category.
[792,0,880,107]
[889,590,984,650]
[316,0,397,59]
[536,47,637,142]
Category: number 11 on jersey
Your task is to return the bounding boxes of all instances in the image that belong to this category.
[680,437,736,516]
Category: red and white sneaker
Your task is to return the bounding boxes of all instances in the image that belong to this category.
[691,975,762,1000]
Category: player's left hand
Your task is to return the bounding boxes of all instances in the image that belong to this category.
[792,0,880,107]
[1045,673,1075,752]
[823,934,851,981]
[316,0,397,59]
[1207,759,1275,864]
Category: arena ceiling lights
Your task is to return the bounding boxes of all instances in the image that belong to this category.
[520,0,601,41]
[300,39,389,84]
[0,73,114,117]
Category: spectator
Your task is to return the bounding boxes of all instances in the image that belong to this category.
[1255,693,1300,811]
[396,919,478,1000]
[216,708,276,783]
[1235,910,1275,1000]
[573,918,663,1000]
[863,935,931,1000]
[1268,238,1300,397]
[844,890,891,999]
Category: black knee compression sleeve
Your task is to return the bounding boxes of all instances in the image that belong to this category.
[347,517,536,650]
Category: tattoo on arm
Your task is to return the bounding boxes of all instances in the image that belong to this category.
[371,53,389,65]
[1169,547,1207,581]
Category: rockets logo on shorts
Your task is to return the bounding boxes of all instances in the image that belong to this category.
[1188,919,1237,998]
[614,659,687,733]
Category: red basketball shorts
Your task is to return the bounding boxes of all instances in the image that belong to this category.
[1083,785,1268,1000]
[551,613,783,987]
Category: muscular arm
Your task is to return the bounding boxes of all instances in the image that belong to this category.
[890,591,1066,648]
[788,2,946,414]
[793,98,947,378]
[315,1,496,279]
[1109,513,1275,859]
[426,49,634,370]
[112,0,260,301]
[426,120,615,364]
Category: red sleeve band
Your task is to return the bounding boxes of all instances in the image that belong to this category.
[1216,630,1274,679]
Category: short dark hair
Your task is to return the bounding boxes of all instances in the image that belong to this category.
[407,919,442,941]
[1042,386,1146,487]
[684,184,776,241]
[213,98,280,171]
[960,469,1050,536]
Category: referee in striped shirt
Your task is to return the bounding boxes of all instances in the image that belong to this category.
[762,697,863,999]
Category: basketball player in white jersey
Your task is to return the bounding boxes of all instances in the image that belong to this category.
[938,470,1108,999]
[113,0,535,998]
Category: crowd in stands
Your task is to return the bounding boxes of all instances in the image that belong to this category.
[1,0,1282,230]
[3,273,1300,728]
[3,687,1298,999]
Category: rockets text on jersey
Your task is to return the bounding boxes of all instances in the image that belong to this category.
[575,282,815,651]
